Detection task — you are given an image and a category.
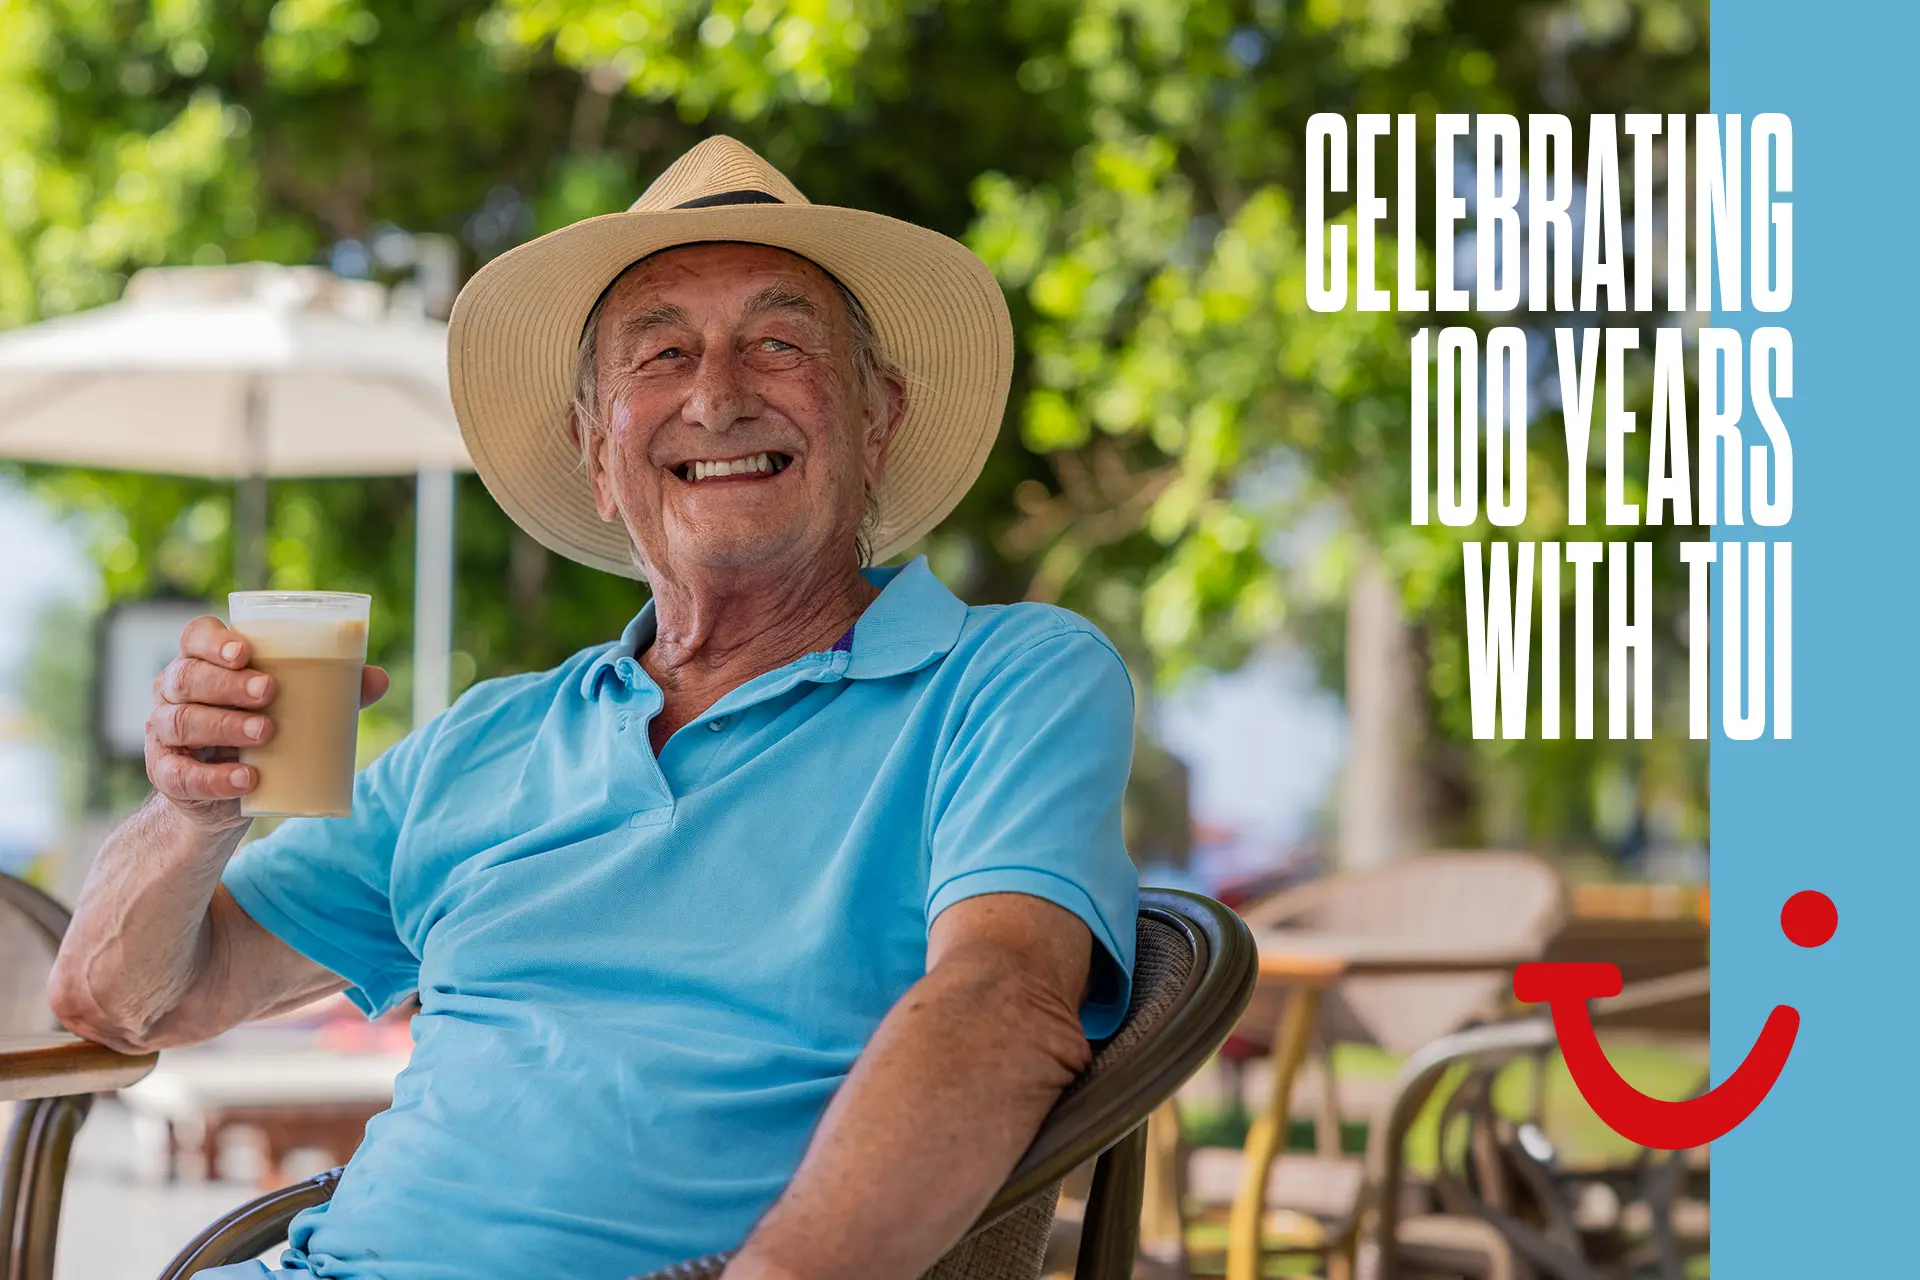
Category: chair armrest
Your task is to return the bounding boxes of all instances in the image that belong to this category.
[0,1034,157,1103]
[1359,1017,1558,1274]
[157,1167,344,1280]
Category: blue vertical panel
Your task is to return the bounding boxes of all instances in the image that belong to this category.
[1713,3,1919,1272]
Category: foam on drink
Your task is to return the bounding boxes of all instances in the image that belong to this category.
[228,592,371,818]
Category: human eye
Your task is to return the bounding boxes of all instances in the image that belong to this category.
[758,337,797,353]
[630,342,693,372]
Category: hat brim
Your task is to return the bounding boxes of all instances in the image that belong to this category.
[447,204,1014,579]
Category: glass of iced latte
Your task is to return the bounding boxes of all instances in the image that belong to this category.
[227,591,371,818]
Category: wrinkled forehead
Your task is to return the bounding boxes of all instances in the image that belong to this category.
[595,241,850,336]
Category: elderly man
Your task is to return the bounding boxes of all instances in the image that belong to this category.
[49,138,1137,1280]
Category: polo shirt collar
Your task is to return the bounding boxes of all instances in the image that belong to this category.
[579,555,967,701]
[579,608,660,700]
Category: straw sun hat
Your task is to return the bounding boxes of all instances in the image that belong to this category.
[447,136,1015,578]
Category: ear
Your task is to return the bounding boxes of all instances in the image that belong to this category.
[576,409,620,523]
[862,371,908,487]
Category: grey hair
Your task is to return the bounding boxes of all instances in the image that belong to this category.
[570,258,905,567]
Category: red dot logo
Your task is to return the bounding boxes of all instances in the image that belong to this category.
[1515,890,1834,1149]
[1781,890,1837,949]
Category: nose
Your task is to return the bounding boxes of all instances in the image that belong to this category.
[682,347,761,435]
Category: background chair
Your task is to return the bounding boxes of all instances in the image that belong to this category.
[1419,971,1711,1280]
[1235,851,1567,1058]
[1,871,85,1280]
[1184,852,1567,1276]
[1352,1015,1560,1280]
[157,888,1257,1280]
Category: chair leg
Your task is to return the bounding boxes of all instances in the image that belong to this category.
[1524,1050,1548,1129]
[1313,1043,1342,1157]
[1076,1123,1149,1280]
[1227,984,1322,1280]
[2,1098,40,1280]
[7,1094,90,1280]
[1138,1101,1188,1276]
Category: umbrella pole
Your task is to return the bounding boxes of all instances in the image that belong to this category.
[234,472,267,590]
[412,467,456,726]
[234,379,268,590]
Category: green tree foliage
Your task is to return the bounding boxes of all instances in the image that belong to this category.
[1,0,1708,848]
[956,0,1709,849]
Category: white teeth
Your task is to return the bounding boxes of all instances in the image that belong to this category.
[687,454,775,481]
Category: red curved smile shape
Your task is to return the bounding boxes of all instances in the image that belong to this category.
[1512,891,1834,1151]
[1513,961,1796,1149]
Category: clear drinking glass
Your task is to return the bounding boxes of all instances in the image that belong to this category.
[227,591,371,818]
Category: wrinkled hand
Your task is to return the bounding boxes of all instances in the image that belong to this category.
[147,615,389,832]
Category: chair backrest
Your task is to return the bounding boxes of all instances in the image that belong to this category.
[1244,852,1566,1053]
[0,874,69,1036]
[160,889,1259,1280]
[996,890,1253,1199]
[2,872,78,1280]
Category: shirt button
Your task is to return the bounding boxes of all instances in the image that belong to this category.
[706,717,726,732]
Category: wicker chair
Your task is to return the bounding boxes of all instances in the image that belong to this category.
[1235,851,1567,1057]
[1,871,86,1280]
[1188,852,1567,1277]
[158,888,1256,1280]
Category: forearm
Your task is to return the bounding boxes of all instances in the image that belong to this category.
[49,793,251,1051]
[729,952,1091,1280]
[49,615,372,1052]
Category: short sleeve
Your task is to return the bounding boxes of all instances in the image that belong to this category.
[221,723,437,1019]
[927,628,1140,1039]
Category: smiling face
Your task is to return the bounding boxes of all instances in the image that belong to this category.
[579,242,903,583]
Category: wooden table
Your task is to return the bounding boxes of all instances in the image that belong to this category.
[1548,906,1710,997]
[1224,932,1538,1280]
[0,1033,157,1103]
[2,1034,158,1280]
[121,1047,408,1185]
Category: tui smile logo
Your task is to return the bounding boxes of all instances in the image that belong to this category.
[1513,891,1835,1150]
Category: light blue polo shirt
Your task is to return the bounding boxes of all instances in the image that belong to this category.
[220,557,1138,1280]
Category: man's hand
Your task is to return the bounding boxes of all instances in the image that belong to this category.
[723,892,1095,1280]
[147,614,389,832]
[48,613,371,1053]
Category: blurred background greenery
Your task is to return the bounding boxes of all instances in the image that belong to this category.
[0,0,1708,860]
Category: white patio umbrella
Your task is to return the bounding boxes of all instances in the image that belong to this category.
[0,264,473,726]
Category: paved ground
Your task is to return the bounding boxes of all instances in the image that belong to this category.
[47,1099,309,1280]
